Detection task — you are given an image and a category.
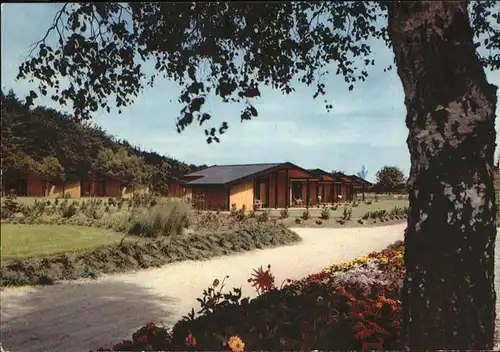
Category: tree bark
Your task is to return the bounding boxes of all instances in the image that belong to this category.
[387,1,498,350]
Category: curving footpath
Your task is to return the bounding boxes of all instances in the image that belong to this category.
[1,224,496,352]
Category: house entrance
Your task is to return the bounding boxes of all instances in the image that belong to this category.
[292,182,303,203]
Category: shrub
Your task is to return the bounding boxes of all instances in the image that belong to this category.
[103,212,131,232]
[128,201,190,238]
[301,210,310,220]
[130,193,158,208]
[315,219,323,225]
[365,200,373,205]
[279,207,289,219]
[108,197,117,207]
[362,212,370,220]
[61,202,78,218]
[295,218,301,224]
[377,210,388,219]
[231,205,246,222]
[352,201,359,207]
[257,209,270,223]
[341,206,352,221]
[331,205,338,211]
[2,193,20,219]
[320,206,330,220]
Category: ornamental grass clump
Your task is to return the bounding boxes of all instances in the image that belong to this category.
[128,201,190,238]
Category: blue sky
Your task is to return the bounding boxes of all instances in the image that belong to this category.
[1,3,499,182]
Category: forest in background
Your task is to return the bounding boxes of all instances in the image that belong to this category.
[1,90,206,192]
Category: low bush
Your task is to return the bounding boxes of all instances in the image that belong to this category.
[279,207,289,219]
[341,206,352,221]
[230,204,247,222]
[320,206,330,220]
[128,201,190,238]
[1,193,20,219]
[301,210,310,220]
[361,207,408,222]
[1,224,300,287]
[94,241,405,351]
[257,210,270,223]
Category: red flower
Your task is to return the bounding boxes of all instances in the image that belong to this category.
[137,335,148,344]
[145,322,156,330]
[249,265,276,294]
[353,322,365,331]
[185,331,197,348]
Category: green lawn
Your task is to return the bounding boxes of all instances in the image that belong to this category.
[267,199,409,219]
[1,224,129,261]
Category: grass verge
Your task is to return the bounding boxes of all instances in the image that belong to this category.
[0,223,300,287]
[1,224,130,261]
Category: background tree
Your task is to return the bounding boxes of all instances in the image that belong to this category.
[375,166,406,193]
[14,1,499,350]
[37,156,65,182]
[36,156,65,196]
[93,147,150,186]
[1,90,199,186]
[150,161,174,196]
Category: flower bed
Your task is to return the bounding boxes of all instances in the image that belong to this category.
[93,240,405,351]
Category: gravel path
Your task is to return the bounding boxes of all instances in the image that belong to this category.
[1,224,497,352]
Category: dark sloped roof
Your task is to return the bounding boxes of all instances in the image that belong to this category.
[183,163,283,186]
[331,172,355,183]
[347,174,373,186]
[308,168,336,180]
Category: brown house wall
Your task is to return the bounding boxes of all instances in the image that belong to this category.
[26,171,44,197]
[277,171,288,208]
[105,179,122,198]
[192,187,228,210]
[169,182,184,198]
[323,184,331,202]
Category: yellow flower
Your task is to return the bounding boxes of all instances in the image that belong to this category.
[228,336,245,352]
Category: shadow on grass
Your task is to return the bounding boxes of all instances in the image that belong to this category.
[1,280,177,352]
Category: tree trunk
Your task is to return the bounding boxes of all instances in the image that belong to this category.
[387,1,498,350]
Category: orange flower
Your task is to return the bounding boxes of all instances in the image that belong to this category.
[185,331,197,348]
[228,335,245,352]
